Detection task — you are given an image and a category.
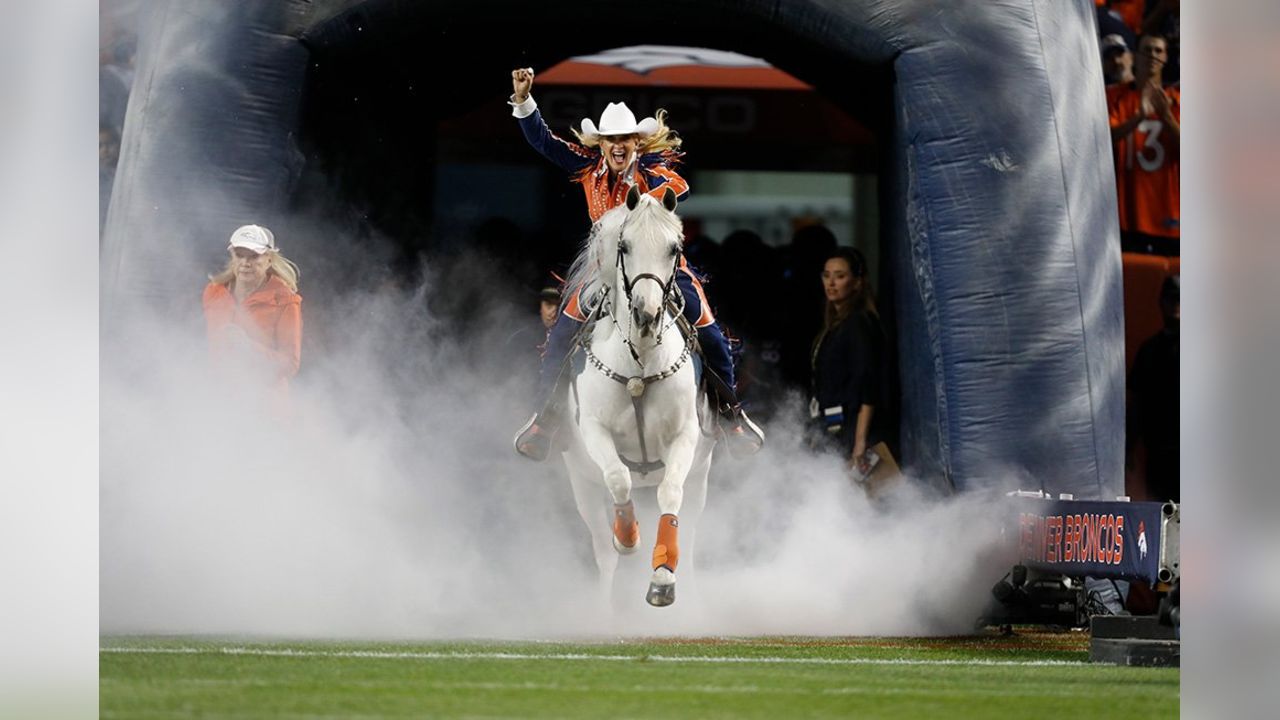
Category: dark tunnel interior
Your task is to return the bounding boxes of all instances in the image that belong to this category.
[287,0,901,432]
[294,0,897,272]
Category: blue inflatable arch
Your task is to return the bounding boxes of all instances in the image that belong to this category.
[102,0,1123,498]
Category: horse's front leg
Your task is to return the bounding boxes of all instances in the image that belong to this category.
[577,417,640,555]
[646,423,699,607]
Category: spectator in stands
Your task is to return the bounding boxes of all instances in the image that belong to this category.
[1107,34,1180,255]
[1101,34,1134,86]
[1142,0,1180,84]
[1128,275,1179,502]
[203,225,303,399]
[808,248,889,475]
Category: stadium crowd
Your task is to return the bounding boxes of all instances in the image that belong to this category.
[1099,0,1180,256]
[1095,0,1180,509]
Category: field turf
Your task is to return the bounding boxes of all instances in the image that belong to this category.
[100,632,1178,718]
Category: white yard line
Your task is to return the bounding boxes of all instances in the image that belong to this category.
[101,676,1104,700]
[100,645,1086,668]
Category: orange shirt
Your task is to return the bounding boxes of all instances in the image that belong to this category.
[203,274,302,384]
[1107,83,1180,238]
[578,159,690,223]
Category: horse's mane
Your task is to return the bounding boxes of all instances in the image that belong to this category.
[562,195,683,311]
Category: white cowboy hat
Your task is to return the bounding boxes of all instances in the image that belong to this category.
[579,102,659,140]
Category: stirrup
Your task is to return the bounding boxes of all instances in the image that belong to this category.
[513,413,556,462]
[723,407,764,458]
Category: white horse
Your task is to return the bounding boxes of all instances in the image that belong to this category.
[559,186,714,607]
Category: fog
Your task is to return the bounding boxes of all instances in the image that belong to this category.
[100,229,1012,640]
[98,0,1013,642]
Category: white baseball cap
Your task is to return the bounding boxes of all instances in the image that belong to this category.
[579,102,659,140]
[228,224,277,254]
[1101,34,1129,55]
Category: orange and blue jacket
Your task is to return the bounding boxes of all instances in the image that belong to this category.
[202,274,302,384]
[516,108,690,222]
[518,108,711,326]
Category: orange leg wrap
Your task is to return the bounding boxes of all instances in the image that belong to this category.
[652,513,680,571]
[613,501,639,549]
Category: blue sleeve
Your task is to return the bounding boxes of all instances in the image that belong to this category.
[639,153,690,201]
[518,110,597,176]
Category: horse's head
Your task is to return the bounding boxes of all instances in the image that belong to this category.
[613,186,682,340]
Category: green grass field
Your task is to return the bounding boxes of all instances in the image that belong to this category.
[100,633,1178,718]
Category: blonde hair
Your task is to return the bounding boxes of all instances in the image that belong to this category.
[210,250,300,293]
[571,108,683,155]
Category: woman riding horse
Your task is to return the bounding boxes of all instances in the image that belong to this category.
[508,67,764,461]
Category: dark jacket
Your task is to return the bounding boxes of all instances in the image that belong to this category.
[810,309,888,454]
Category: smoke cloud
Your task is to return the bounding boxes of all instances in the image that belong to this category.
[97,0,1013,641]
[101,232,1009,640]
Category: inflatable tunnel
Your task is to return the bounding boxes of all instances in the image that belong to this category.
[102,0,1124,498]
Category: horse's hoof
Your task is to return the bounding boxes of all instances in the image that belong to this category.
[646,581,675,607]
[646,567,676,607]
[612,534,639,555]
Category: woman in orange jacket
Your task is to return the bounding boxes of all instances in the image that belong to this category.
[202,224,302,394]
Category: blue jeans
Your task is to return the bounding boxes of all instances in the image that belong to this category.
[535,268,736,411]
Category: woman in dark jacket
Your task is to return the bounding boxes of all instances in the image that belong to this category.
[809,247,888,473]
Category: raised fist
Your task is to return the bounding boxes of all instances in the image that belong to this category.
[511,67,534,103]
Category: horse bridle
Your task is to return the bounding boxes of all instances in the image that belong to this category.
[615,219,680,315]
[576,213,696,475]
[586,216,691,383]
[614,215,684,334]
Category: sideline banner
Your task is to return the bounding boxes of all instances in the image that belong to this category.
[1010,496,1173,584]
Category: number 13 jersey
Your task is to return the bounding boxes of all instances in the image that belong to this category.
[1107,83,1181,239]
